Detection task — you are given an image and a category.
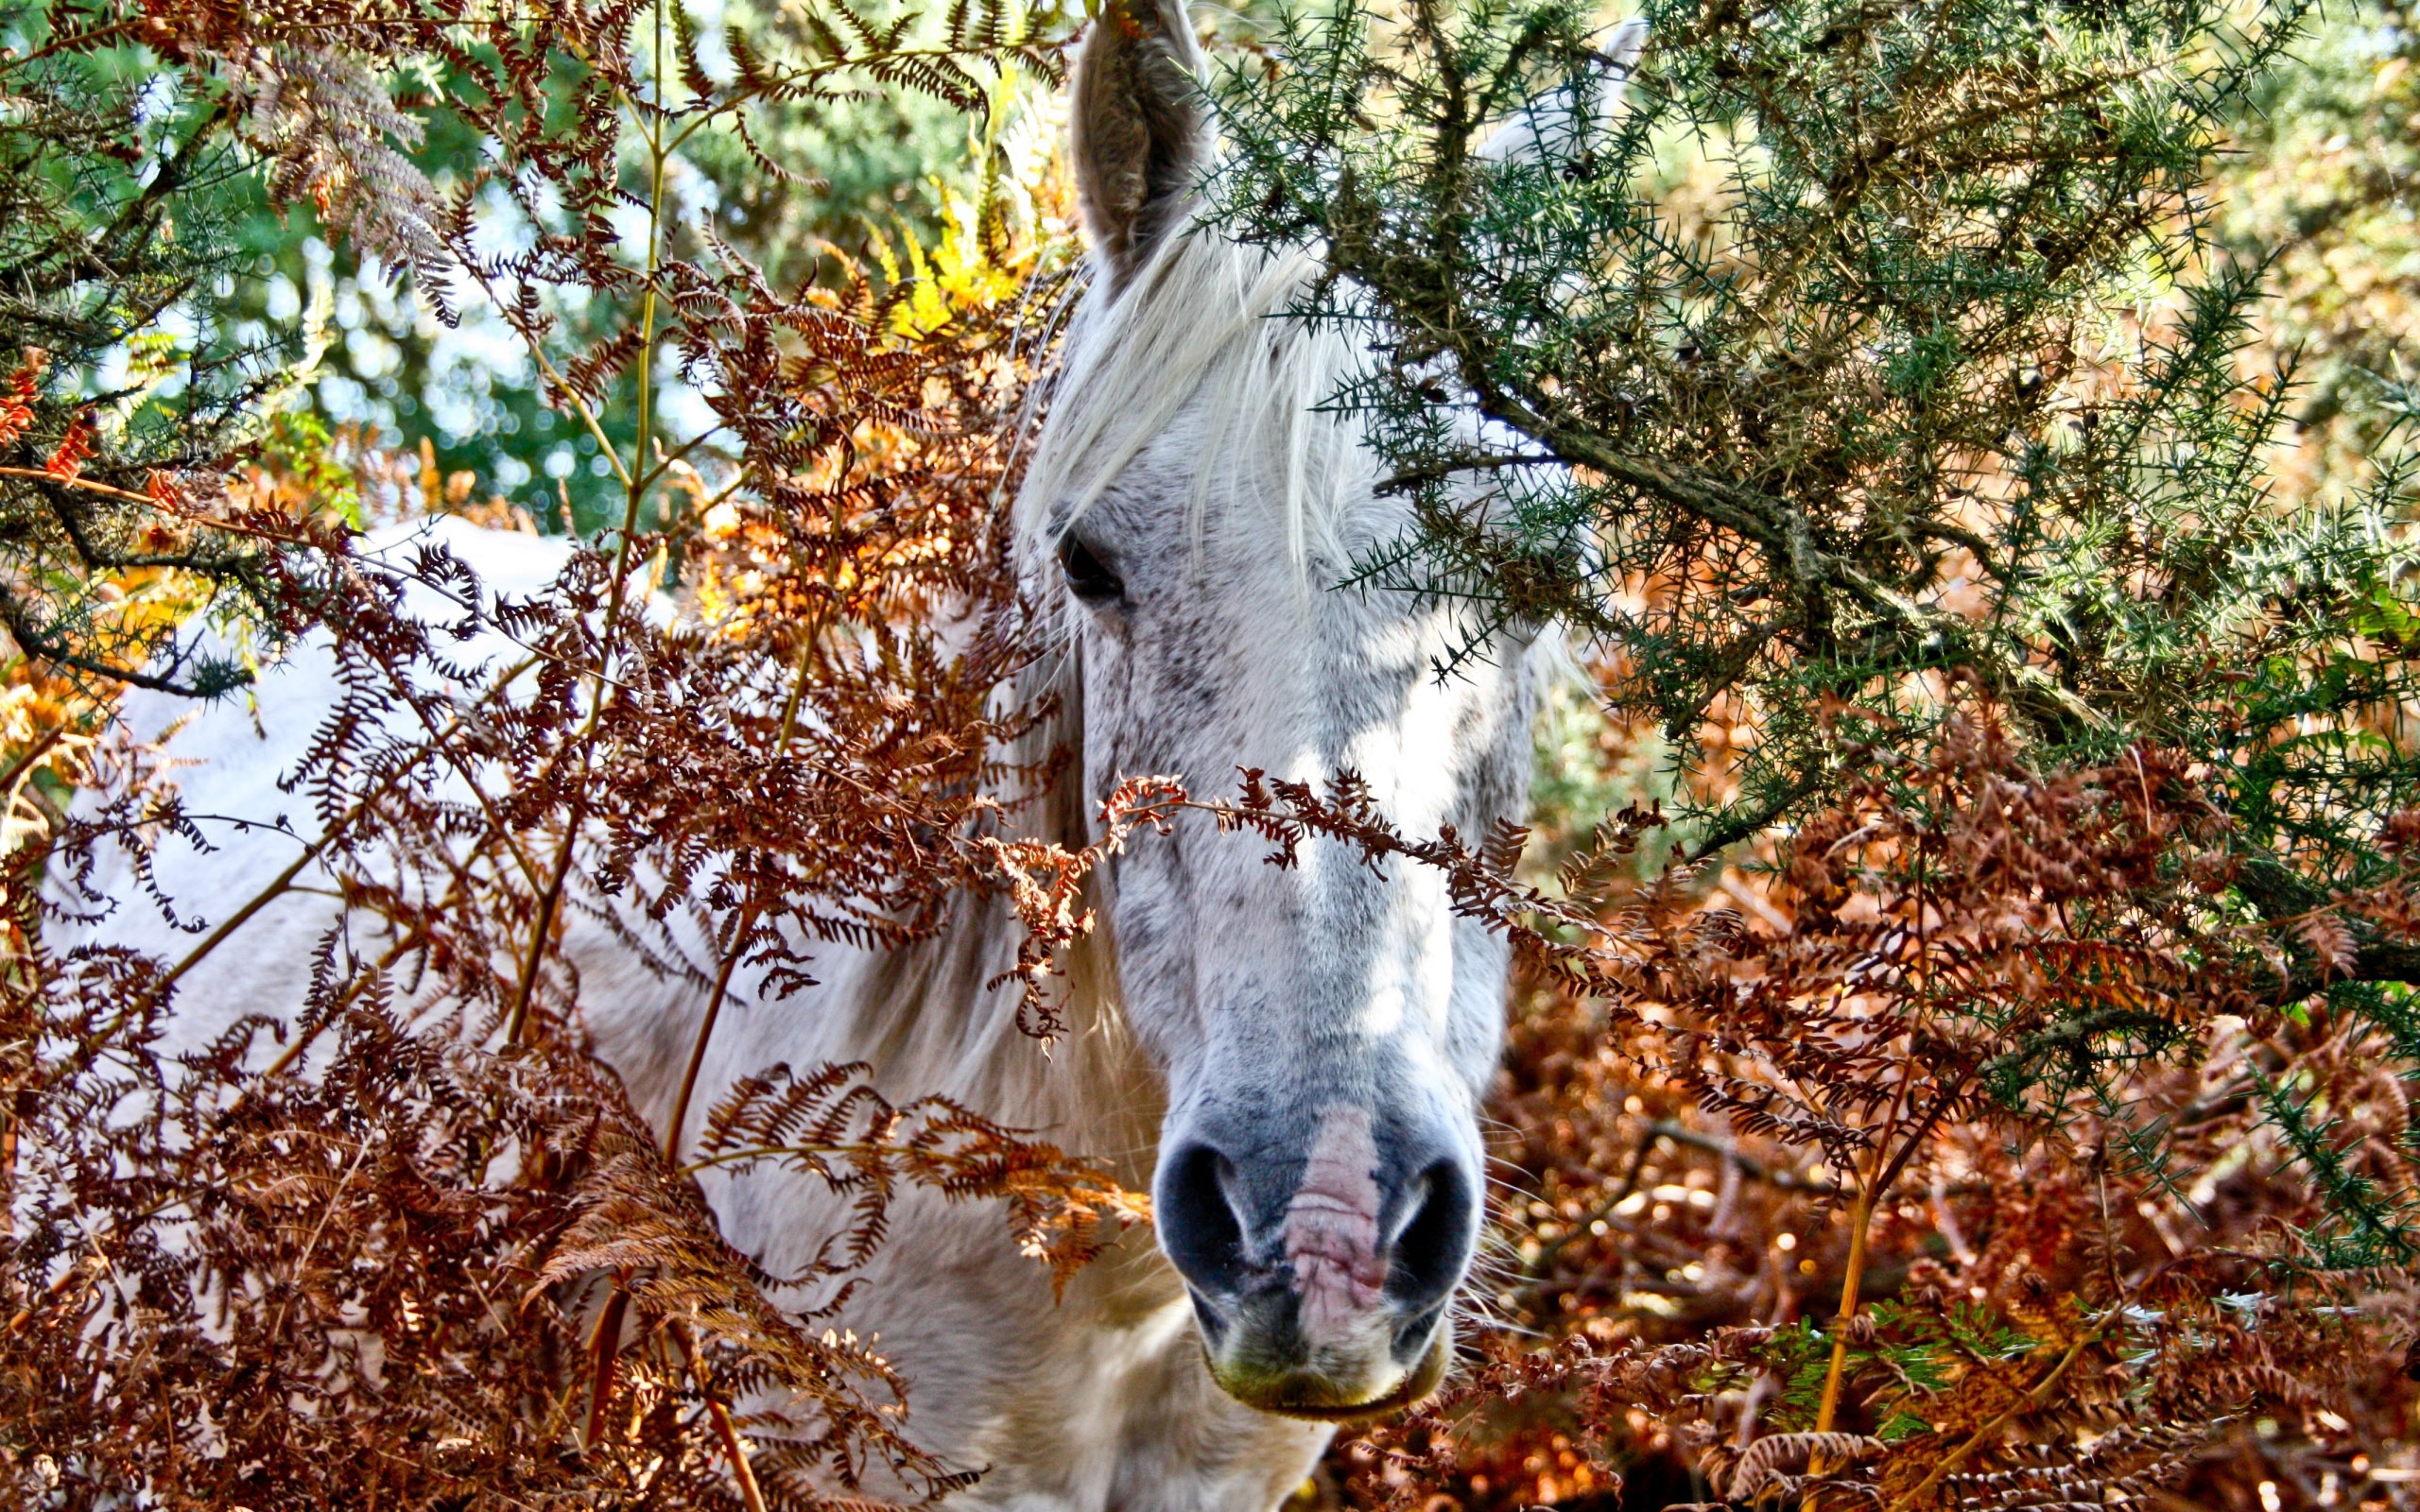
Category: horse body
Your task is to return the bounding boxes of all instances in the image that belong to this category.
[85,497,1329,1510]
[73,3,1647,1502]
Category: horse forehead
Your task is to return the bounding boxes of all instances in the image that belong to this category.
[1132,590,1447,753]
[1122,381,1404,553]
[1114,535,1506,739]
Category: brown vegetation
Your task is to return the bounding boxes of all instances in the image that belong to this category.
[0,1,2413,1509]
[1285,713,2420,1512]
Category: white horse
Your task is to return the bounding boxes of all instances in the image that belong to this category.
[78,4,1641,1505]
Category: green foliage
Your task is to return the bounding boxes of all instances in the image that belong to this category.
[256,413,363,527]
[0,0,1080,707]
[1205,0,2415,827]
[216,0,1060,526]
[0,13,295,695]
[2256,1064,2420,1266]
[2219,0,2420,472]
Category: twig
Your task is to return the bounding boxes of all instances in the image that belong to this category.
[584,1280,632,1451]
[1884,1313,2120,1511]
[55,654,541,1092]
[662,641,817,1163]
[1811,1111,1899,1440]
[675,1323,769,1512]
[0,723,70,799]
[1806,1064,1973,1502]
[505,65,673,1047]
[264,1137,372,1347]
[0,18,144,71]
[1652,1121,1847,1194]
[1520,1122,1845,1284]
[215,927,431,1117]
[0,466,159,507]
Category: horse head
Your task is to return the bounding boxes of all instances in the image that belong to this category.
[1018,0,1641,1421]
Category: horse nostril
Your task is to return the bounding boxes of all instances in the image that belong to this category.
[1387,1159,1477,1314]
[1158,1142,1251,1297]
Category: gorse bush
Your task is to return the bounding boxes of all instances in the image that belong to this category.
[1207,0,2420,844]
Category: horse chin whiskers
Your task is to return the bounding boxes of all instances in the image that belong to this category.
[1191,1276,1456,1421]
[1202,1321,1454,1422]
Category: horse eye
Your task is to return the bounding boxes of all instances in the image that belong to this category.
[1058,534,1124,603]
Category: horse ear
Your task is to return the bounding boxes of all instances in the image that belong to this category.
[1071,0,1212,293]
[1477,18,1647,164]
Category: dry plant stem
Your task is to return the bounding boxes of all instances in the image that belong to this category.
[1884,1314,2118,1512]
[709,1390,769,1512]
[583,1277,632,1451]
[0,18,145,70]
[0,722,68,799]
[110,656,538,1073]
[1793,1072,1974,1512]
[635,427,732,497]
[504,829,580,1046]
[1813,1075,1913,1436]
[675,1322,769,1512]
[609,647,813,1453]
[1810,1071,1969,1434]
[661,642,817,1163]
[557,46,705,1454]
[665,916,755,1160]
[149,801,382,1007]
[453,278,636,495]
[504,74,670,1048]
[1812,1183,1880,1436]
[0,466,160,507]
[1811,854,1954,1489]
[218,927,431,1114]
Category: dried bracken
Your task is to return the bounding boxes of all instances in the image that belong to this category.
[0,2,1136,1505]
[0,282,1119,1512]
[1261,709,2420,1511]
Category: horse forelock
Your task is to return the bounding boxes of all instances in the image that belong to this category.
[1014,228,1361,575]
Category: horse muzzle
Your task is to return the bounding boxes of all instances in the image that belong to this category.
[1154,1103,1479,1419]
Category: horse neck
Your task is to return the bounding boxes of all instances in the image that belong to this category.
[830,897,1156,1183]
[817,652,1164,1191]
